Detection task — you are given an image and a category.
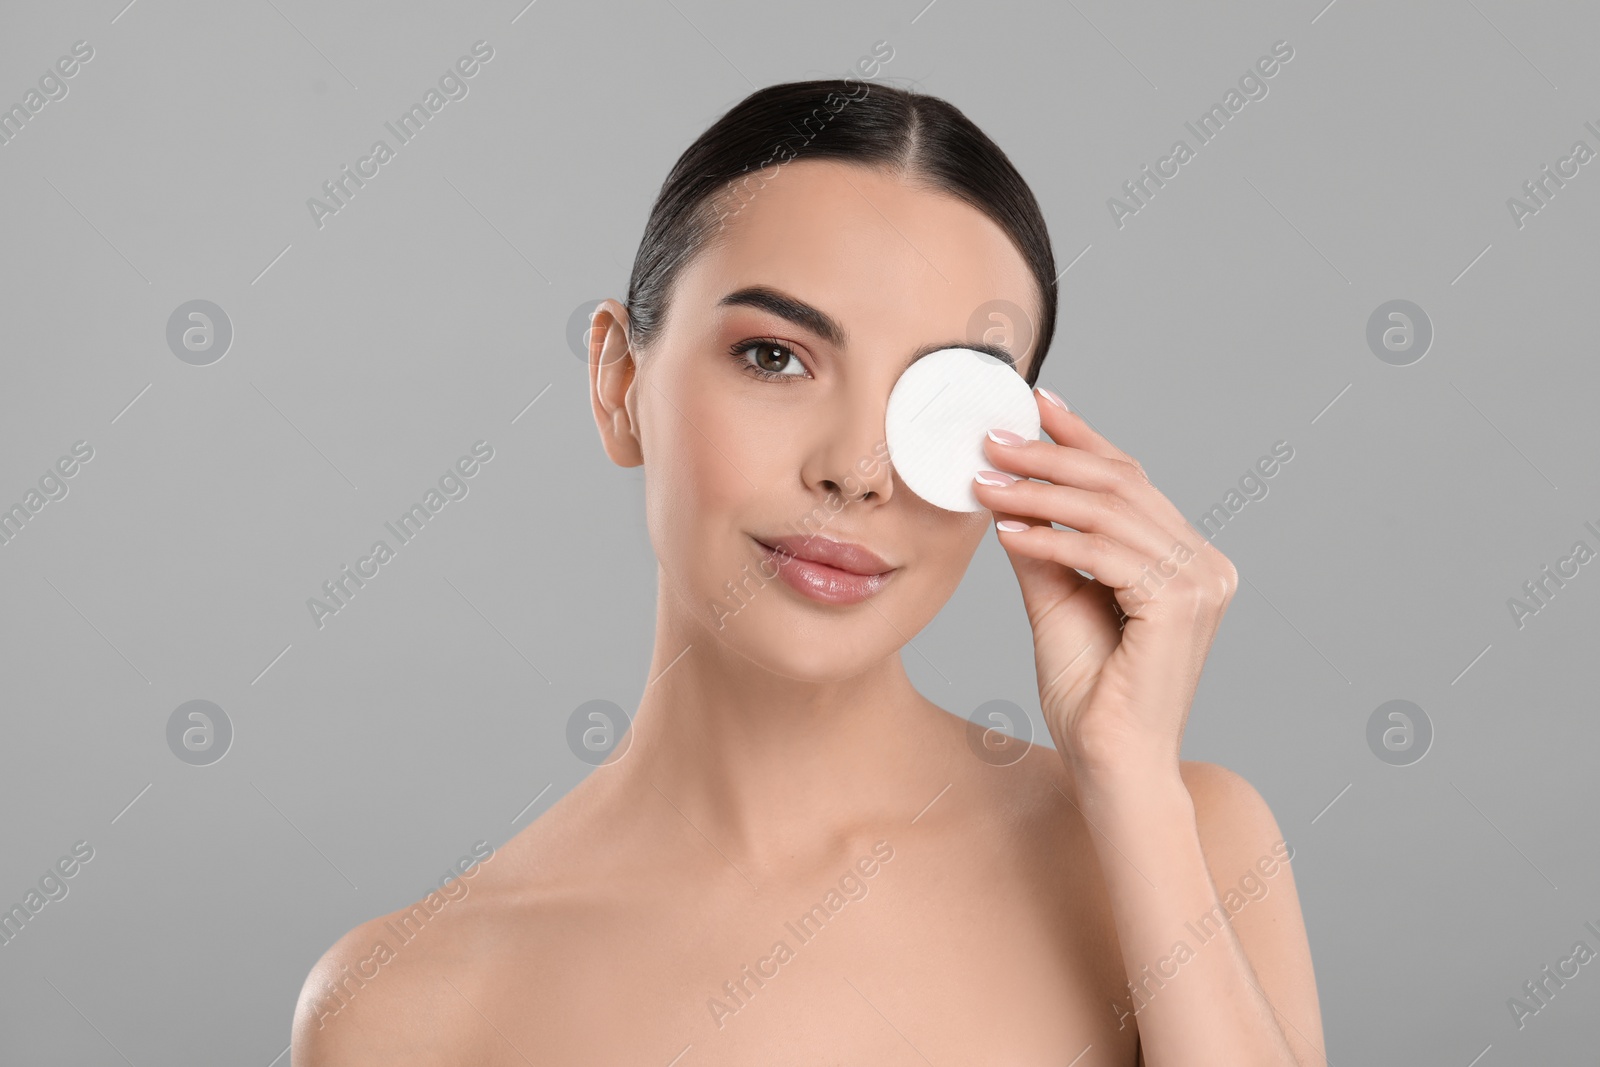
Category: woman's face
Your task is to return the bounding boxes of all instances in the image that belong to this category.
[591,158,1042,683]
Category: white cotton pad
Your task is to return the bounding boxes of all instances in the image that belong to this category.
[884,347,1041,512]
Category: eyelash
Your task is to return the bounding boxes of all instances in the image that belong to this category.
[728,337,811,383]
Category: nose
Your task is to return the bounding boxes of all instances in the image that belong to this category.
[805,393,895,506]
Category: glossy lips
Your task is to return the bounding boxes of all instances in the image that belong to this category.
[752,534,896,605]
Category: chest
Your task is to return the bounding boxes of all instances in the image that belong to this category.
[468,856,1140,1066]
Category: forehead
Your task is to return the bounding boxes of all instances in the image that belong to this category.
[681,159,1040,371]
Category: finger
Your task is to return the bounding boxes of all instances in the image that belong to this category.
[984,428,1135,496]
[988,391,1155,495]
[1031,386,1135,465]
[995,521,1207,622]
[982,429,1203,563]
[986,507,1098,630]
[989,391,1211,556]
[974,473,1188,564]
[993,521,1153,597]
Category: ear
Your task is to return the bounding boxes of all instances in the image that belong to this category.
[588,298,643,467]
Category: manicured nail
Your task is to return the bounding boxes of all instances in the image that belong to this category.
[987,428,1026,446]
[974,469,1017,486]
[996,520,1028,532]
[1035,386,1068,412]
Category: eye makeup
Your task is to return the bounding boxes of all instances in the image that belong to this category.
[716,284,1022,374]
[727,337,811,382]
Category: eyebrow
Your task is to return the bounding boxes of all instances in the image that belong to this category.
[715,284,1020,370]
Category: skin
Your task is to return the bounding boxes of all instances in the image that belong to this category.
[293,159,1325,1065]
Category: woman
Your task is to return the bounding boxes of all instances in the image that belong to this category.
[294,78,1324,1065]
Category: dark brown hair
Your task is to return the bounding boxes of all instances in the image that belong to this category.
[624,78,1058,386]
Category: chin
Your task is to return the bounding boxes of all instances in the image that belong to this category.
[712,605,895,683]
[741,640,888,685]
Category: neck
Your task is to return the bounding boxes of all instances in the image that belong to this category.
[616,571,958,866]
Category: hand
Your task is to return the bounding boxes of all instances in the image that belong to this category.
[971,387,1238,790]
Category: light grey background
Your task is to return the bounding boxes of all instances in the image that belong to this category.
[2,0,1598,1063]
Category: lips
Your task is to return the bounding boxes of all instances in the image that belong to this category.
[753,534,895,576]
[751,533,897,606]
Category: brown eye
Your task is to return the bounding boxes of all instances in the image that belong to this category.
[729,339,810,381]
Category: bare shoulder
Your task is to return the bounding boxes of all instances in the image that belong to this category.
[1004,753,1325,1063]
[290,831,549,1067]
[1176,759,1298,884]
[291,904,484,1067]
[291,798,604,1066]
[291,771,627,1062]
[1172,760,1302,926]
[1179,760,1276,832]
[1177,760,1327,1066]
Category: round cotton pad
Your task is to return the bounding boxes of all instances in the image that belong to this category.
[884,347,1041,512]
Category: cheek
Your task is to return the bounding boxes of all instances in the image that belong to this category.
[666,388,772,508]
[895,500,990,592]
[640,375,778,576]
[934,511,991,571]
[908,497,991,548]
[922,510,990,589]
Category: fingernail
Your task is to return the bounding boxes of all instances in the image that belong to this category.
[1035,386,1068,412]
[974,469,1017,486]
[996,520,1028,532]
[987,428,1026,446]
